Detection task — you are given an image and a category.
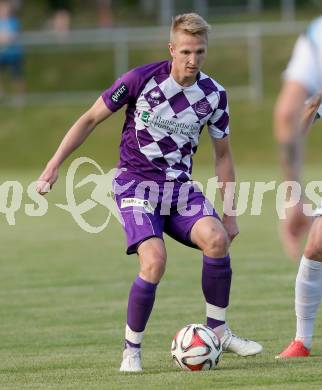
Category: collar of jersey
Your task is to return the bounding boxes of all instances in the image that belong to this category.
[169,70,200,91]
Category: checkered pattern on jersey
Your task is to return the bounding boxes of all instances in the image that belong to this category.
[134,72,229,181]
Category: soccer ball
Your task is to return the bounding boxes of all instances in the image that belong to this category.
[171,324,222,371]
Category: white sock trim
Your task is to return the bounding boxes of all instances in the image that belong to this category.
[206,303,226,321]
[125,324,144,345]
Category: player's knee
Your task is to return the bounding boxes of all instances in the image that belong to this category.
[304,218,322,261]
[203,228,229,257]
[304,244,322,261]
[140,253,167,283]
[304,239,322,261]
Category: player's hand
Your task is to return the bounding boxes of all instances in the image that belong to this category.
[302,92,322,134]
[222,214,239,242]
[279,200,312,260]
[36,164,59,195]
[306,92,321,115]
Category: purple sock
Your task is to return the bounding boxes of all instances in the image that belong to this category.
[126,276,157,348]
[202,255,232,329]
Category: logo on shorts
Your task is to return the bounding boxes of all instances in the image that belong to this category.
[121,198,154,213]
[195,100,212,117]
[111,83,128,103]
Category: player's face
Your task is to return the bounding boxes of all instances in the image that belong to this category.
[169,31,208,85]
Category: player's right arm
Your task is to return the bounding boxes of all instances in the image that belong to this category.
[37,96,113,194]
[273,19,322,259]
[37,64,143,195]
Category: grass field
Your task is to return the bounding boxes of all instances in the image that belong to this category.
[1,165,322,389]
[2,4,322,387]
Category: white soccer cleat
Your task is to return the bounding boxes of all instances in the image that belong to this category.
[221,328,263,356]
[119,347,142,372]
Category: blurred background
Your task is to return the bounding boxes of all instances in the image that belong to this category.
[1,3,322,387]
[1,0,321,170]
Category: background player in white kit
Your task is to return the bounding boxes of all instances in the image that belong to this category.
[274,16,322,358]
[37,13,262,371]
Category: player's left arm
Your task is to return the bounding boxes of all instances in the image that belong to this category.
[274,80,307,183]
[212,137,239,241]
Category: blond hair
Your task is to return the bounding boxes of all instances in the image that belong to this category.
[170,13,210,42]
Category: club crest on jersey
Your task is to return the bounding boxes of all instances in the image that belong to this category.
[150,90,161,99]
[111,83,128,103]
[195,100,212,116]
[147,90,161,105]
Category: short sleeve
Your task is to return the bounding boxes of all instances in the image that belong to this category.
[284,35,320,94]
[101,69,141,112]
[207,90,230,139]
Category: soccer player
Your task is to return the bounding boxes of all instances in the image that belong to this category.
[274,16,322,358]
[37,13,263,371]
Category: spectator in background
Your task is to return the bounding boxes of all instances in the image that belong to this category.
[48,0,72,34]
[0,0,25,101]
[96,0,113,28]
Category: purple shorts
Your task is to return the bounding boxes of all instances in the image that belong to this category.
[113,175,220,254]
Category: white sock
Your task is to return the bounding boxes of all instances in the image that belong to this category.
[295,256,322,349]
[125,324,143,348]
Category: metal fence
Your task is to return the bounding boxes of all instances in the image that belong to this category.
[18,20,308,105]
[157,0,297,24]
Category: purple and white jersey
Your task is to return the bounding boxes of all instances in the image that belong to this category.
[102,60,229,182]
